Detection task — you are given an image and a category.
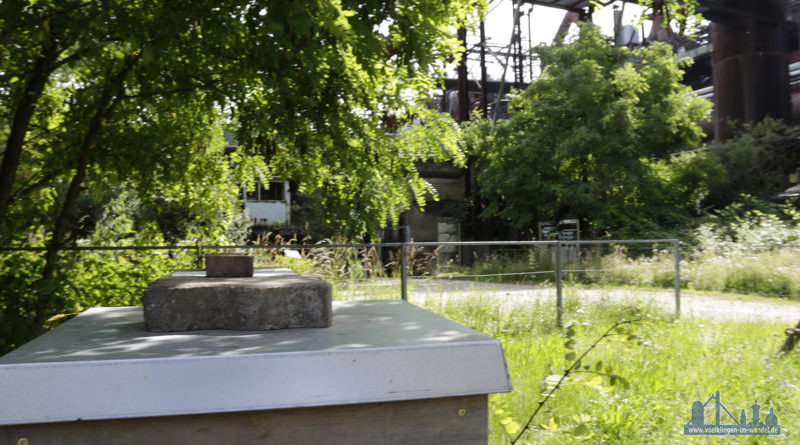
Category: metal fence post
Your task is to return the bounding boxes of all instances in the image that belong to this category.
[673,240,681,317]
[556,241,563,328]
[400,243,408,301]
[196,244,204,269]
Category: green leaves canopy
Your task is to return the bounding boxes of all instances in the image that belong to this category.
[0,0,476,240]
[0,0,478,348]
[471,24,712,237]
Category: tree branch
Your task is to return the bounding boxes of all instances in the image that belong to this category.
[34,53,140,327]
[0,38,64,229]
[510,319,639,445]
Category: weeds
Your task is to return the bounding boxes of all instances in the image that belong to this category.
[510,318,642,444]
[416,295,800,444]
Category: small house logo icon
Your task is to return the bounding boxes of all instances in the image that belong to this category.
[684,391,779,435]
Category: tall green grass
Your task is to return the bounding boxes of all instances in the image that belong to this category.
[427,242,800,300]
[419,295,800,444]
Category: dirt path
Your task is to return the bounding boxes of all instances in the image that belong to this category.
[401,279,800,324]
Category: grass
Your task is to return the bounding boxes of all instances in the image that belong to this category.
[686,251,800,298]
[421,245,800,301]
[228,228,800,301]
[414,293,800,444]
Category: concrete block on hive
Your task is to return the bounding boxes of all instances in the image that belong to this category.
[143,274,332,332]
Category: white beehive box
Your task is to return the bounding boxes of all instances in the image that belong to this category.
[0,300,511,445]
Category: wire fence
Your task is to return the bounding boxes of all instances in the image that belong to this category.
[394,239,681,326]
[0,239,682,326]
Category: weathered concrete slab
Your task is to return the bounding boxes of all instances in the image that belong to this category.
[205,254,253,277]
[143,274,331,331]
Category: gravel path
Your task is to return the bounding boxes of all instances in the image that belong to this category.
[401,279,800,324]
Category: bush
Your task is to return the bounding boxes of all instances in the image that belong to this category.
[708,118,800,207]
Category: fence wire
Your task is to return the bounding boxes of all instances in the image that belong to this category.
[1,239,682,326]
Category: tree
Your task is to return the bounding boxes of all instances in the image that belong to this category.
[1,0,475,233]
[0,0,479,343]
[470,23,712,238]
[707,118,800,208]
[633,0,703,37]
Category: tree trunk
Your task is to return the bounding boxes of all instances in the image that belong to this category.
[456,26,469,123]
[0,39,62,229]
[33,56,138,327]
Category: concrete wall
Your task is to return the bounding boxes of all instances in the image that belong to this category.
[426,177,467,201]
[245,201,290,226]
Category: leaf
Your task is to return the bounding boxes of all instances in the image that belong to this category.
[46,313,71,323]
[504,419,520,436]
[572,423,589,436]
[614,375,630,390]
[588,375,603,386]
[467,22,711,236]
[565,351,576,361]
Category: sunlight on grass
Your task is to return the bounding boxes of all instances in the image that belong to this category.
[416,292,800,444]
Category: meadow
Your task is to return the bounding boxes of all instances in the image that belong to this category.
[422,294,799,444]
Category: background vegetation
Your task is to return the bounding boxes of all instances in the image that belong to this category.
[465,23,713,239]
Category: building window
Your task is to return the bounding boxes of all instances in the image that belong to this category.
[245,179,286,202]
[259,181,284,201]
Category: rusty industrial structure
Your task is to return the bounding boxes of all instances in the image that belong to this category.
[440,0,798,137]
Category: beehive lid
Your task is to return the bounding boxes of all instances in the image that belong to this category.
[0,300,511,425]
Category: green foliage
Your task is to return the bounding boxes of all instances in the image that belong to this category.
[0,0,481,346]
[681,198,800,297]
[290,189,342,241]
[707,118,800,208]
[433,208,800,298]
[2,0,479,237]
[470,24,711,238]
[630,0,703,37]
[509,318,641,444]
[692,197,800,256]
[649,150,725,218]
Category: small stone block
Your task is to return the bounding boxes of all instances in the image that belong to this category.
[143,275,332,332]
[205,254,253,277]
